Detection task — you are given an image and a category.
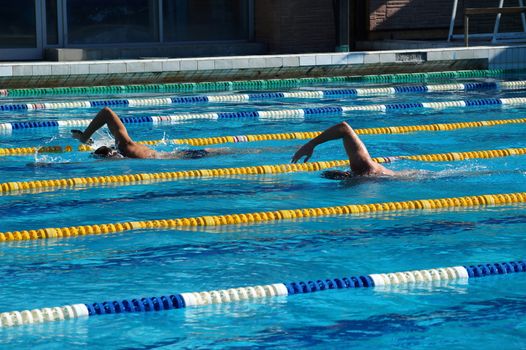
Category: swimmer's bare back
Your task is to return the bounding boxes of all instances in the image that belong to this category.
[119,142,158,159]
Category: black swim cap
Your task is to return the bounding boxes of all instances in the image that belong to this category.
[93,146,113,157]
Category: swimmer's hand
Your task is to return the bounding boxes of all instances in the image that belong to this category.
[291,142,314,163]
[71,130,94,145]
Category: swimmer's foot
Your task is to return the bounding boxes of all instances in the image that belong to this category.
[321,170,352,180]
[71,130,94,145]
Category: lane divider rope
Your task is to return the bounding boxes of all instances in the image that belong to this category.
[0,259,524,327]
[2,96,526,132]
[2,118,525,156]
[1,80,526,112]
[0,68,521,98]
[0,191,525,242]
[1,147,524,195]
[117,117,526,147]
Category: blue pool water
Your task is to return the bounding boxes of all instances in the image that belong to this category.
[0,75,525,349]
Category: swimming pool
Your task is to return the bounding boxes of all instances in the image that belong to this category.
[0,70,525,349]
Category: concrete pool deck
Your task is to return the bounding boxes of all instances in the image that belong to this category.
[0,44,525,89]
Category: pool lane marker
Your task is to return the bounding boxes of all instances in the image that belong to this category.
[123,117,526,147]
[0,68,523,99]
[0,259,524,328]
[2,96,526,133]
[1,80,526,112]
[2,118,525,156]
[0,191,525,242]
[0,146,525,195]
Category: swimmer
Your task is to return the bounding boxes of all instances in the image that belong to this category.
[72,107,221,159]
[292,121,400,179]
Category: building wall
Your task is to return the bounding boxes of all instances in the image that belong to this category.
[254,0,526,53]
[254,0,336,54]
[369,0,452,31]
[368,0,524,39]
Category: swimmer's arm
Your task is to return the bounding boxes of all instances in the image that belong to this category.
[72,107,133,145]
[292,122,358,163]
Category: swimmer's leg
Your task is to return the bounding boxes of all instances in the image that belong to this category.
[203,147,267,156]
[203,147,232,155]
[181,149,210,159]
[169,146,264,160]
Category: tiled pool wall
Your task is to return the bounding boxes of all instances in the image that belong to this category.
[0,45,524,88]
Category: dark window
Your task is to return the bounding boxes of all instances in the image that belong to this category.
[163,0,249,41]
[0,0,37,48]
[46,0,59,45]
[66,0,159,44]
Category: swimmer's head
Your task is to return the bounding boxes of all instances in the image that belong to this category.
[321,170,352,180]
[92,146,122,159]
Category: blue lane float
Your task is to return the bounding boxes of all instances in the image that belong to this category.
[0,260,524,328]
[1,96,526,133]
[0,80,525,113]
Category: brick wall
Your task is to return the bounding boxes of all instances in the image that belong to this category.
[369,0,524,34]
[254,0,336,54]
[254,1,525,53]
